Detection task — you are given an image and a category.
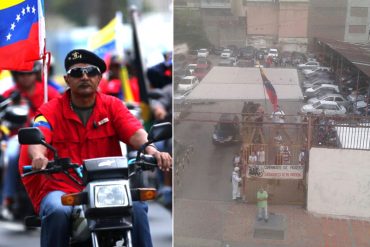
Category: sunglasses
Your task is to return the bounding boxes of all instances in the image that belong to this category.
[67,66,101,78]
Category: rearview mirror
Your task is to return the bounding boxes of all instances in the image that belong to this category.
[147,122,172,143]
[18,127,45,145]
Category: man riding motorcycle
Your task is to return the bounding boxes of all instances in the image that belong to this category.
[18,49,172,247]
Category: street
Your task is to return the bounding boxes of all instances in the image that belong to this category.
[0,201,171,247]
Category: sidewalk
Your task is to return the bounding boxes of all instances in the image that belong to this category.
[174,199,370,247]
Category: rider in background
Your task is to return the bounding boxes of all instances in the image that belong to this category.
[1,63,60,220]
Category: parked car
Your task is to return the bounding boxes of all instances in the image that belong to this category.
[300,101,346,115]
[304,84,340,99]
[307,93,350,108]
[297,61,320,70]
[220,49,233,58]
[184,64,197,76]
[302,66,331,76]
[212,113,240,145]
[238,46,255,60]
[197,48,209,58]
[177,76,200,93]
[211,46,225,55]
[218,57,239,67]
[267,48,279,58]
[194,58,211,80]
[303,79,336,90]
[226,45,238,55]
[352,100,370,115]
[174,93,192,123]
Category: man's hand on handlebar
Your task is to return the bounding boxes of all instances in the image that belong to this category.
[145,145,172,172]
[31,154,49,170]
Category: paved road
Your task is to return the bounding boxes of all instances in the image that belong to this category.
[0,201,172,247]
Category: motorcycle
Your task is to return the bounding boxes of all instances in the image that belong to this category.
[19,122,172,246]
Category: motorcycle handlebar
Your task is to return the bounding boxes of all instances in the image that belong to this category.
[22,160,81,178]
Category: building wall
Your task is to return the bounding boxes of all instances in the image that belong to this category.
[246,3,279,36]
[307,148,370,219]
[201,9,246,47]
[308,0,347,41]
[279,2,309,38]
[345,0,370,43]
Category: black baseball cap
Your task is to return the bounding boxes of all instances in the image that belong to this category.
[64,49,106,73]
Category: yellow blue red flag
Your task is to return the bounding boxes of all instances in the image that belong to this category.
[0,0,45,71]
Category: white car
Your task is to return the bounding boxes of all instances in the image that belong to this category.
[267,48,279,58]
[197,48,209,58]
[303,79,335,89]
[307,93,350,108]
[177,76,200,93]
[300,101,346,115]
[304,84,339,98]
[302,66,331,76]
[185,64,197,75]
[297,61,320,70]
[220,49,233,58]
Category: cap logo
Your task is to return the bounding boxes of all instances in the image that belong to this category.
[69,51,82,60]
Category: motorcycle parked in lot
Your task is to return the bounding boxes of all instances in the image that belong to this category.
[19,122,172,247]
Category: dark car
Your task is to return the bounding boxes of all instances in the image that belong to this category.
[211,46,225,56]
[212,113,240,145]
[238,46,255,60]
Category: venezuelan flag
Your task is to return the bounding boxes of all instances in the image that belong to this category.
[87,17,117,59]
[0,0,45,71]
[89,14,137,103]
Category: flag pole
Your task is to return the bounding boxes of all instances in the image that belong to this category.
[258,63,268,111]
[130,5,151,129]
[41,40,50,103]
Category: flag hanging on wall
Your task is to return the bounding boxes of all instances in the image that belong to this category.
[259,67,278,111]
[0,0,45,71]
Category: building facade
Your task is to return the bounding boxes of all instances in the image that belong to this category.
[309,0,370,43]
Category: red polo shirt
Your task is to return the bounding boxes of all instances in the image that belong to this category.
[19,91,143,213]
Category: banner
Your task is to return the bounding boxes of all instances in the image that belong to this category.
[247,165,304,179]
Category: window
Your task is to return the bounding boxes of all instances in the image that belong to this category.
[350,7,368,17]
[348,25,366,34]
[335,97,344,102]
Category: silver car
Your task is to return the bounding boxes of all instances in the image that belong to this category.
[300,101,346,115]
[307,93,350,108]
[304,84,339,99]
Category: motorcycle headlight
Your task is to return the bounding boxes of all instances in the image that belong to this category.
[95,185,127,208]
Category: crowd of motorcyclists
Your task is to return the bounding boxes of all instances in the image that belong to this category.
[0,47,173,246]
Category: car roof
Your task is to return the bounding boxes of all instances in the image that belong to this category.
[182,75,197,80]
[317,100,340,105]
[319,93,344,98]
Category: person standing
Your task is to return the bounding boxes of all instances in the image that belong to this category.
[257,147,265,165]
[248,151,258,165]
[232,167,242,200]
[257,187,269,222]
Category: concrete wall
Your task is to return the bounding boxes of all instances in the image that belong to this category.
[246,3,278,36]
[307,148,370,219]
[279,3,309,38]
